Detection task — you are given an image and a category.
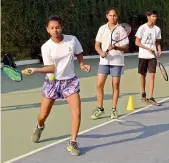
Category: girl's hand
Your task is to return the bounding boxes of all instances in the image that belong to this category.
[80,64,91,72]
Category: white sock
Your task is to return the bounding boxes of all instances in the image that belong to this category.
[70,140,76,142]
[38,125,44,129]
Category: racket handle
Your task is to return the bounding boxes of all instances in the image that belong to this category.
[152,50,155,54]
[21,69,32,75]
[101,51,108,58]
[102,45,116,58]
[28,69,32,74]
[151,50,159,59]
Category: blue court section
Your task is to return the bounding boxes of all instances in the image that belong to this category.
[13,99,169,163]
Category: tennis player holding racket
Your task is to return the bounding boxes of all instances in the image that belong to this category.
[135,9,162,106]
[22,15,90,156]
[91,8,129,120]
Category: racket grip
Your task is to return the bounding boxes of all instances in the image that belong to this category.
[21,69,32,74]
[28,69,32,74]
[101,51,108,58]
[152,50,155,54]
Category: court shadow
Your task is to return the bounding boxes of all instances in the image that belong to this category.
[38,134,70,143]
[134,104,169,115]
[97,112,134,120]
[80,122,169,155]
[96,115,111,119]
[79,120,145,139]
[1,92,139,111]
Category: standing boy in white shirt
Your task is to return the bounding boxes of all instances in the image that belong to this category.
[135,9,162,105]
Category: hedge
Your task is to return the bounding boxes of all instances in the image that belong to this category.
[2,0,169,60]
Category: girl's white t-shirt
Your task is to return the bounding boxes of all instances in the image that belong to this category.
[41,35,83,80]
[96,23,129,66]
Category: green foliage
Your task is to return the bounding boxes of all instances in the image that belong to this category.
[2,0,169,60]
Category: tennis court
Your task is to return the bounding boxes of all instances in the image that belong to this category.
[1,53,169,163]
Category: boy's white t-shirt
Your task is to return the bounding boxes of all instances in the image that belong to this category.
[41,35,83,80]
[135,23,161,59]
[96,23,129,66]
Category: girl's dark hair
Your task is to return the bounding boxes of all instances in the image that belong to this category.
[46,15,62,26]
[106,8,120,16]
[146,9,158,16]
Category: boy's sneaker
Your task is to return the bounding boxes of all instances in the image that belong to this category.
[31,125,45,143]
[91,107,104,120]
[67,141,80,156]
[147,97,161,106]
[141,92,147,102]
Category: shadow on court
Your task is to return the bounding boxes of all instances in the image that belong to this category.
[79,121,169,155]
[1,92,140,111]
[38,134,70,143]
[2,94,168,112]
[134,103,169,115]
[12,103,169,145]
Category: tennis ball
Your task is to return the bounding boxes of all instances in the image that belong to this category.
[47,73,55,81]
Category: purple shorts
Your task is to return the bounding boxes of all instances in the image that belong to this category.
[42,76,80,99]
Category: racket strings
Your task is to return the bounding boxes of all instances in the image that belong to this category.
[121,23,131,34]
[121,24,131,35]
[111,28,121,42]
[111,24,131,42]
[3,66,22,81]
[120,29,128,40]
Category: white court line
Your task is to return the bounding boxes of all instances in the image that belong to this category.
[4,97,169,163]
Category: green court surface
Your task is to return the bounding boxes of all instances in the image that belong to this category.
[1,54,169,162]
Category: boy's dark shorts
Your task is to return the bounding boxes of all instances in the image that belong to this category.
[138,58,157,75]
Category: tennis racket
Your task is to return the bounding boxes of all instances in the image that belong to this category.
[2,54,32,82]
[152,51,168,81]
[102,23,131,58]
